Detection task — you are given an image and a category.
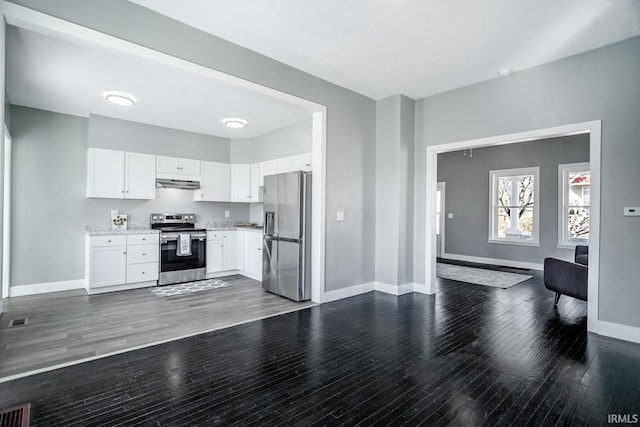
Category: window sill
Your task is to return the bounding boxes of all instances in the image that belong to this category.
[488,239,540,247]
[557,242,589,249]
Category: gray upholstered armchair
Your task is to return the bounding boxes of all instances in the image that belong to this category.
[543,245,588,305]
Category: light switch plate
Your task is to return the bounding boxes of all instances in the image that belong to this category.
[624,207,640,216]
[336,211,345,221]
[225,210,230,218]
[447,213,453,219]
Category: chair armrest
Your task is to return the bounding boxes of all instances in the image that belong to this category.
[544,258,588,301]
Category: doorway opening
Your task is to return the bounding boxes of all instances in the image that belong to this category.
[425,121,601,334]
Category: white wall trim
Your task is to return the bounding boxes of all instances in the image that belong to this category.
[9,279,86,297]
[322,282,375,303]
[441,252,543,271]
[426,120,602,334]
[1,2,328,305]
[593,320,640,344]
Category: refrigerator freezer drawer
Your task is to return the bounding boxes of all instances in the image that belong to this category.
[262,238,310,302]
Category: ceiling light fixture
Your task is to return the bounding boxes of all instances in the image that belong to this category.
[104,91,136,106]
[223,118,247,129]
[498,68,514,77]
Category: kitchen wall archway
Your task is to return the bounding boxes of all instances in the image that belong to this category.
[1,3,328,304]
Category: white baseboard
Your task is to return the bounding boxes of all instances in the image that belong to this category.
[239,271,261,281]
[442,252,543,271]
[206,270,241,279]
[412,283,435,295]
[322,282,375,303]
[9,279,86,297]
[87,280,155,295]
[374,282,415,296]
[594,320,640,344]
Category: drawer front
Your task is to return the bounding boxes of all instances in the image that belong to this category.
[127,262,159,284]
[90,235,127,248]
[208,231,222,239]
[127,244,159,264]
[127,233,159,245]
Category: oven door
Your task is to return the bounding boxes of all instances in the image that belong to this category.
[160,233,206,273]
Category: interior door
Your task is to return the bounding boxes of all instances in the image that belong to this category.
[277,171,302,240]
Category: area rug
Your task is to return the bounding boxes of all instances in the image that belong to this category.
[150,279,230,297]
[436,262,533,289]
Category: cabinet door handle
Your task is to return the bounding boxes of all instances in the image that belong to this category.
[126,190,129,193]
[142,271,145,274]
[121,190,124,194]
[107,239,111,242]
[142,253,147,256]
[123,251,127,255]
[142,238,146,241]
[257,248,261,251]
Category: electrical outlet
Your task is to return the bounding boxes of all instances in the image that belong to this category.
[447,213,453,219]
[225,210,230,218]
[337,211,345,221]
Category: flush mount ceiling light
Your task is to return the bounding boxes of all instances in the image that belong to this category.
[223,118,247,129]
[104,91,136,106]
[498,68,514,77]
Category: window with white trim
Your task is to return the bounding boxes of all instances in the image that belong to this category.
[489,167,540,245]
[558,162,590,247]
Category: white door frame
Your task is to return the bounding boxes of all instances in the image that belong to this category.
[436,182,445,257]
[2,124,10,301]
[425,121,601,334]
[1,3,328,303]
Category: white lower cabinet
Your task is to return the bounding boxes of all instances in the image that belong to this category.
[86,233,159,293]
[89,245,127,288]
[244,232,263,280]
[206,237,224,274]
[222,231,238,270]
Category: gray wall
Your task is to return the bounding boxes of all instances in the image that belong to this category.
[232,118,312,163]
[438,135,589,263]
[10,106,249,287]
[89,115,230,162]
[8,0,377,293]
[415,36,640,328]
[374,95,415,286]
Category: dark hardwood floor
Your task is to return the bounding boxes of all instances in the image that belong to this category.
[1,265,638,426]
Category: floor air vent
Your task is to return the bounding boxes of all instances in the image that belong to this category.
[8,319,28,327]
[0,403,30,427]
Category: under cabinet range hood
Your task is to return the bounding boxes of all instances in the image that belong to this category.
[156,178,201,190]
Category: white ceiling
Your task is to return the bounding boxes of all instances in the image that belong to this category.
[129,0,640,100]
[5,25,315,139]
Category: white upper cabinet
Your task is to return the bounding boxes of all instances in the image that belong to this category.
[260,160,278,186]
[291,153,312,172]
[195,161,230,202]
[156,155,201,179]
[87,148,125,198]
[124,152,156,199]
[231,164,251,203]
[250,163,261,202]
[276,158,293,174]
[87,148,155,199]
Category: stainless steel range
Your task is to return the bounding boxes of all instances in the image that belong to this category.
[151,213,206,286]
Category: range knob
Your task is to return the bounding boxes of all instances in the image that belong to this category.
[152,215,158,220]
[189,215,194,220]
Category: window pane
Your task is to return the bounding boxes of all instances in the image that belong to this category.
[497,207,510,238]
[496,207,534,239]
[568,207,589,240]
[568,171,590,205]
[498,177,511,206]
[518,175,534,207]
[518,207,534,237]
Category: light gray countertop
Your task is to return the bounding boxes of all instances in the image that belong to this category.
[85,225,159,236]
[86,224,263,236]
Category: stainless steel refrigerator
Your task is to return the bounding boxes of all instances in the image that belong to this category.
[262,171,311,301]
